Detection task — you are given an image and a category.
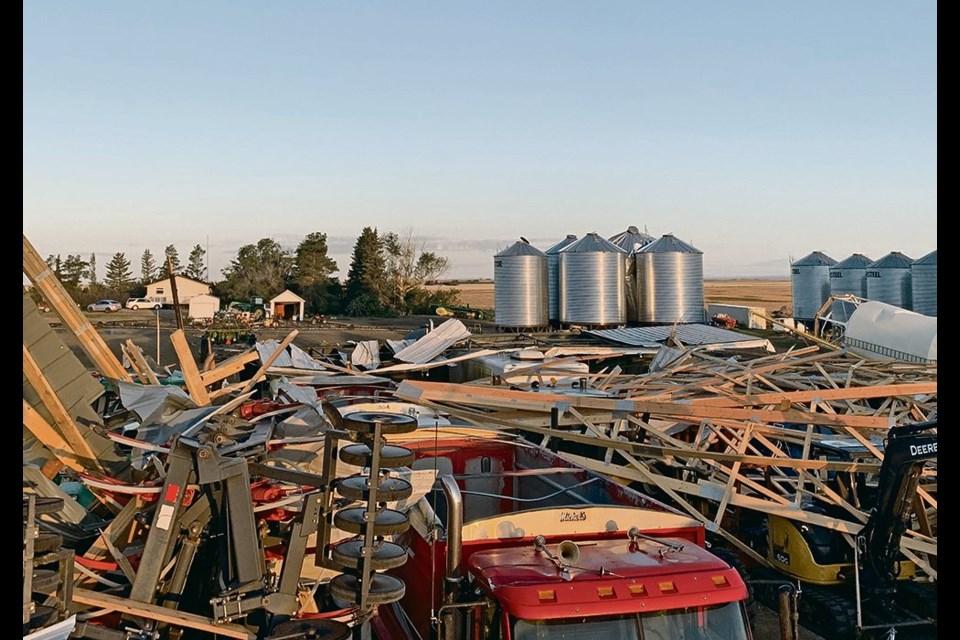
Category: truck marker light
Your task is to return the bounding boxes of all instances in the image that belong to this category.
[628,584,646,596]
[596,586,615,598]
[711,575,729,587]
[658,581,677,593]
[538,590,556,602]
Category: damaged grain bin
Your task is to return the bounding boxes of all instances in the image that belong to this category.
[493,239,548,328]
[829,253,872,323]
[866,251,914,311]
[790,251,836,325]
[636,233,705,324]
[911,250,937,317]
[545,234,578,327]
[609,226,655,323]
[559,233,627,326]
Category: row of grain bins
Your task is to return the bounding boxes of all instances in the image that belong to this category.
[494,228,705,328]
[790,249,937,325]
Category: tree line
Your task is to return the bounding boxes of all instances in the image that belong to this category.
[34,228,457,317]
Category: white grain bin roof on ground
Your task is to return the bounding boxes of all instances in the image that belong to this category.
[843,300,937,363]
[393,318,472,363]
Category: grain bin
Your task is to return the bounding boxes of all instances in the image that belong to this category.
[609,226,655,323]
[865,252,914,310]
[545,234,578,326]
[911,250,937,316]
[790,251,836,323]
[636,234,705,324]
[493,240,548,328]
[828,253,872,323]
[558,233,627,326]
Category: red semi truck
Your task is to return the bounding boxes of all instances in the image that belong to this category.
[370,428,754,640]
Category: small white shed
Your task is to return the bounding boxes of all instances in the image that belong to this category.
[188,294,221,320]
[269,289,305,321]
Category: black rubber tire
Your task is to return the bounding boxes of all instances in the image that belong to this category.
[329,572,405,606]
[28,604,58,630]
[336,475,413,502]
[266,619,351,640]
[334,507,410,536]
[31,569,60,594]
[342,412,418,435]
[29,532,63,553]
[331,539,408,571]
[339,444,414,468]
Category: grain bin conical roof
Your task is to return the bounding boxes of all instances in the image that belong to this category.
[637,233,703,254]
[791,251,836,267]
[867,252,914,269]
[495,240,546,257]
[609,226,655,254]
[833,253,873,269]
[563,232,626,254]
[545,234,579,255]
[913,250,937,265]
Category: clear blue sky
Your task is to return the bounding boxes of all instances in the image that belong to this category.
[23,2,936,280]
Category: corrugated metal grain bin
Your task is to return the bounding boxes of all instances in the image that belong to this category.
[636,234,705,324]
[911,250,937,317]
[493,240,548,328]
[790,251,836,322]
[829,253,872,323]
[609,226,655,323]
[545,234,578,326]
[865,252,914,310]
[559,233,627,326]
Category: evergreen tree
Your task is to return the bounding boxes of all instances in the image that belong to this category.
[105,252,134,290]
[186,244,207,280]
[344,227,387,315]
[46,254,63,278]
[60,254,89,289]
[141,249,158,283]
[292,232,339,314]
[87,253,98,286]
[164,245,182,274]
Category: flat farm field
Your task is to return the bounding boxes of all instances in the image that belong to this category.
[430,279,792,315]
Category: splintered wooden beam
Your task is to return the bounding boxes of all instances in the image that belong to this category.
[169,329,211,406]
[396,380,893,428]
[678,382,937,408]
[72,588,254,639]
[23,234,131,381]
[238,330,299,395]
[124,340,161,385]
[199,349,259,386]
[23,344,104,471]
[22,400,87,473]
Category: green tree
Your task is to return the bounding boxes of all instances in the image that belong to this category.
[140,249,158,283]
[344,227,387,315]
[382,229,451,314]
[87,253,98,286]
[292,232,339,314]
[59,254,89,290]
[105,252,134,290]
[220,238,293,302]
[165,245,182,274]
[186,244,207,281]
[45,254,63,279]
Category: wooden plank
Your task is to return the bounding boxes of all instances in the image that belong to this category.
[23,344,103,471]
[22,400,87,473]
[679,382,937,407]
[397,380,893,428]
[72,588,254,639]
[125,340,161,385]
[199,349,259,386]
[713,424,753,525]
[83,498,143,561]
[169,329,211,406]
[238,330,299,395]
[23,234,131,381]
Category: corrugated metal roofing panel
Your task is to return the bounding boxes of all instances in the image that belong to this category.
[545,235,579,255]
[832,254,873,269]
[913,250,937,266]
[585,324,761,347]
[393,319,472,363]
[495,241,546,257]
[609,226,655,254]
[791,251,836,267]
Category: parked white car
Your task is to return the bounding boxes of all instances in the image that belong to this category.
[125,297,161,310]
